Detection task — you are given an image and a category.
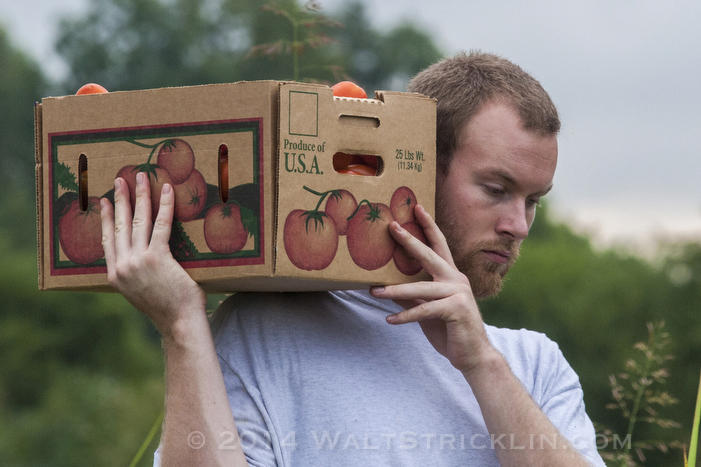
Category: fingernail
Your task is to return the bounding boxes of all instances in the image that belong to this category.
[371,286,385,295]
[394,222,404,232]
[99,198,107,212]
[114,178,121,190]
[136,172,144,185]
[162,183,171,194]
[386,314,397,323]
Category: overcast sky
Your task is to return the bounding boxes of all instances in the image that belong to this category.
[3,0,700,254]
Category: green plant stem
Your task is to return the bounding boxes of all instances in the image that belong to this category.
[302,185,338,212]
[125,138,155,149]
[346,199,374,221]
[145,139,173,164]
[689,370,701,467]
[624,334,656,455]
[292,17,299,80]
[302,185,325,197]
[125,138,172,164]
[128,409,164,467]
[626,380,646,450]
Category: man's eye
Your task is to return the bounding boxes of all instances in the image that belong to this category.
[527,197,541,208]
[483,185,505,196]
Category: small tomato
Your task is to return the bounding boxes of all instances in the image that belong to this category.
[337,163,377,176]
[76,83,108,95]
[331,81,367,98]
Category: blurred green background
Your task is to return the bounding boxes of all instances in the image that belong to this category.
[0,0,698,465]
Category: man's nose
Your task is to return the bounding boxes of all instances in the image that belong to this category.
[496,200,530,240]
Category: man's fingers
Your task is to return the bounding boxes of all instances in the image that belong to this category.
[389,221,454,280]
[150,183,175,252]
[371,281,458,302]
[385,295,459,325]
[100,198,116,272]
[131,172,153,252]
[414,204,456,268]
[113,177,133,257]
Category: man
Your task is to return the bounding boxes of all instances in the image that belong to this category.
[100,51,605,466]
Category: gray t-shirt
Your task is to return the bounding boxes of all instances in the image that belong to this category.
[156,290,605,466]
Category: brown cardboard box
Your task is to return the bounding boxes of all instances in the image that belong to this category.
[35,81,436,292]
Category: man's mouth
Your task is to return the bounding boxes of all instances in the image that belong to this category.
[482,249,511,264]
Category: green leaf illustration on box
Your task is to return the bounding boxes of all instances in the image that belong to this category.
[56,161,78,192]
[239,205,258,240]
[169,220,198,260]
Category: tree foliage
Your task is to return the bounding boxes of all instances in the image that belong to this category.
[482,204,701,465]
[54,0,440,94]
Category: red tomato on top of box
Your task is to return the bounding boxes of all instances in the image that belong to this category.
[34,81,436,292]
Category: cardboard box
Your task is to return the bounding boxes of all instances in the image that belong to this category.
[35,81,436,292]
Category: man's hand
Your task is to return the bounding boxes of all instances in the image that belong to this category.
[372,204,593,466]
[370,204,500,374]
[102,173,249,465]
[100,173,206,342]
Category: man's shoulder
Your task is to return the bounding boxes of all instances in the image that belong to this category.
[485,324,583,399]
[485,324,558,354]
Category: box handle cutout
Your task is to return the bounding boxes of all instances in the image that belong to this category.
[78,153,88,211]
[332,152,383,176]
[218,144,229,203]
[338,114,380,129]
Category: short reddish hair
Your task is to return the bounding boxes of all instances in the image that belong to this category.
[408,51,560,172]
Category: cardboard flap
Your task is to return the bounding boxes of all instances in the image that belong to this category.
[34,102,44,290]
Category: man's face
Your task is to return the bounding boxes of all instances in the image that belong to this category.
[435,101,558,298]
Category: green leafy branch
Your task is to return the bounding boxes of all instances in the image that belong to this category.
[247,0,344,81]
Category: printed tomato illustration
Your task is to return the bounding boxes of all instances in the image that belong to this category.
[173,169,207,221]
[331,81,367,98]
[390,186,418,224]
[284,210,338,271]
[204,202,248,254]
[157,139,195,184]
[58,197,104,264]
[324,189,357,235]
[393,222,427,276]
[147,168,173,217]
[346,202,395,270]
[116,165,139,212]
